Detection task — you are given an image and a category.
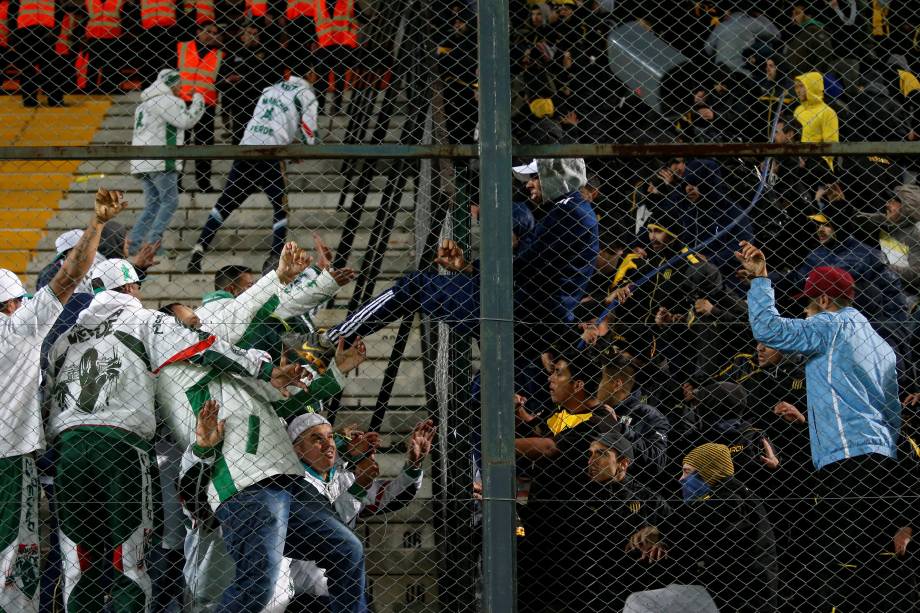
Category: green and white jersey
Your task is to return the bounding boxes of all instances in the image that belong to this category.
[131,79,206,174]
[241,76,319,146]
[169,361,345,508]
[47,291,273,441]
[0,286,63,458]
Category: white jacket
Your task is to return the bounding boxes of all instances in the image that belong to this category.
[131,79,206,175]
[288,461,423,598]
[241,77,318,146]
[47,291,273,441]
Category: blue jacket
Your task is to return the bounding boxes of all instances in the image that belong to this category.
[514,190,599,350]
[747,277,900,469]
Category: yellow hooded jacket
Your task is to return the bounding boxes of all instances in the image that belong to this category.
[793,71,839,169]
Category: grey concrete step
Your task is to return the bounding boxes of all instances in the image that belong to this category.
[63,173,412,194]
[335,410,432,434]
[366,574,437,613]
[91,125,406,145]
[42,208,415,235]
[29,227,415,266]
[75,158,384,175]
[362,523,435,552]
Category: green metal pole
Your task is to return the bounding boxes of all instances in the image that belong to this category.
[477,0,516,611]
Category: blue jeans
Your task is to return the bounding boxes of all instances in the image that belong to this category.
[129,171,178,254]
[214,480,367,613]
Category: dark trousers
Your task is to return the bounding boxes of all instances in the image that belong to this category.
[195,159,288,256]
[187,104,216,189]
[13,26,65,104]
[815,453,904,612]
[86,37,123,93]
[137,26,179,87]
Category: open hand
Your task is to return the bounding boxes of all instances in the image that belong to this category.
[334,336,367,374]
[195,399,225,449]
[759,438,780,470]
[312,231,333,269]
[895,526,913,556]
[277,242,313,284]
[774,401,806,424]
[734,241,768,278]
[132,241,161,271]
[435,239,472,273]
[330,267,357,286]
[270,355,309,396]
[407,419,436,467]
[94,189,128,224]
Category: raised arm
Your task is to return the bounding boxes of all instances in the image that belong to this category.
[49,189,128,305]
[737,241,828,355]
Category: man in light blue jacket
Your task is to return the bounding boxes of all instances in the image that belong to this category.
[736,240,902,612]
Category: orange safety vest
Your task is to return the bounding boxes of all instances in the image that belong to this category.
[315,0,357,48]
[140,0,176,28]
[0,1,9,46]
[182,0,213,24]
[177,40,222,106]
[85,0,123,38]
[245,0,266,17]
[285,0,313,19]
[54,12,76,54]
[16,0,54,28]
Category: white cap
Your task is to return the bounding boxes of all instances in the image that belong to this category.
[287,412,331,442]
[92,258,139,291]
[55,229,84,255]
[512,159,539,181]
[0,269,27,303]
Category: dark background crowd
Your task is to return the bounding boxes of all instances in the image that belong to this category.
[5,0,920,611]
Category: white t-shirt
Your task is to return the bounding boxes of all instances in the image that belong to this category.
[240,77,318,146]
[0,286,63,458]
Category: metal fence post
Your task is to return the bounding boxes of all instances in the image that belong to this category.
[477,0,516,611]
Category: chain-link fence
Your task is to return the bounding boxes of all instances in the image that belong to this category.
[2,1,920,612]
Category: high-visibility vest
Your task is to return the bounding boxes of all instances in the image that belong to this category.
[245,0,266,17]
[16,0,54,28]
[54,12,76,54]
[140,0,176,28]
[177,40,222,106]
[285,0,313,19]
[315,0,357,48]
[182,0,213,24]
[0,1,9,46]
[85,0,123,38]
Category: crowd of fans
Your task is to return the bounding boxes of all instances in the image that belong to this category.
[5,0,920,612]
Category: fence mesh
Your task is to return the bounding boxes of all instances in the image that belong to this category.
[1,1,920,612]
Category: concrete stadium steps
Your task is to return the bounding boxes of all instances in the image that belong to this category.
[15,93,444,611]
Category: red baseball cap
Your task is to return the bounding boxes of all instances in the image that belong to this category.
[794,266,855,300]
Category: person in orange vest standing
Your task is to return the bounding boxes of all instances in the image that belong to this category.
[137,0,178,85]
[11,0,68,106]
[83,0,124,93]
[313,0,360,115]
[177,21,224,192]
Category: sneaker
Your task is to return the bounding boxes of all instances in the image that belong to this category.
[187,247,204,274]
[22,98,39,108]
[282,329,335,372]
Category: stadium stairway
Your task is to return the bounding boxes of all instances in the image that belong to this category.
[13,92,438,613]
[0,95,111,276]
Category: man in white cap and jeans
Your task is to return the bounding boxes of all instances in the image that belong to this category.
[46,257,310,613]
[275,413,433,609]
[0,188,128,613]
[130,68,206,255]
